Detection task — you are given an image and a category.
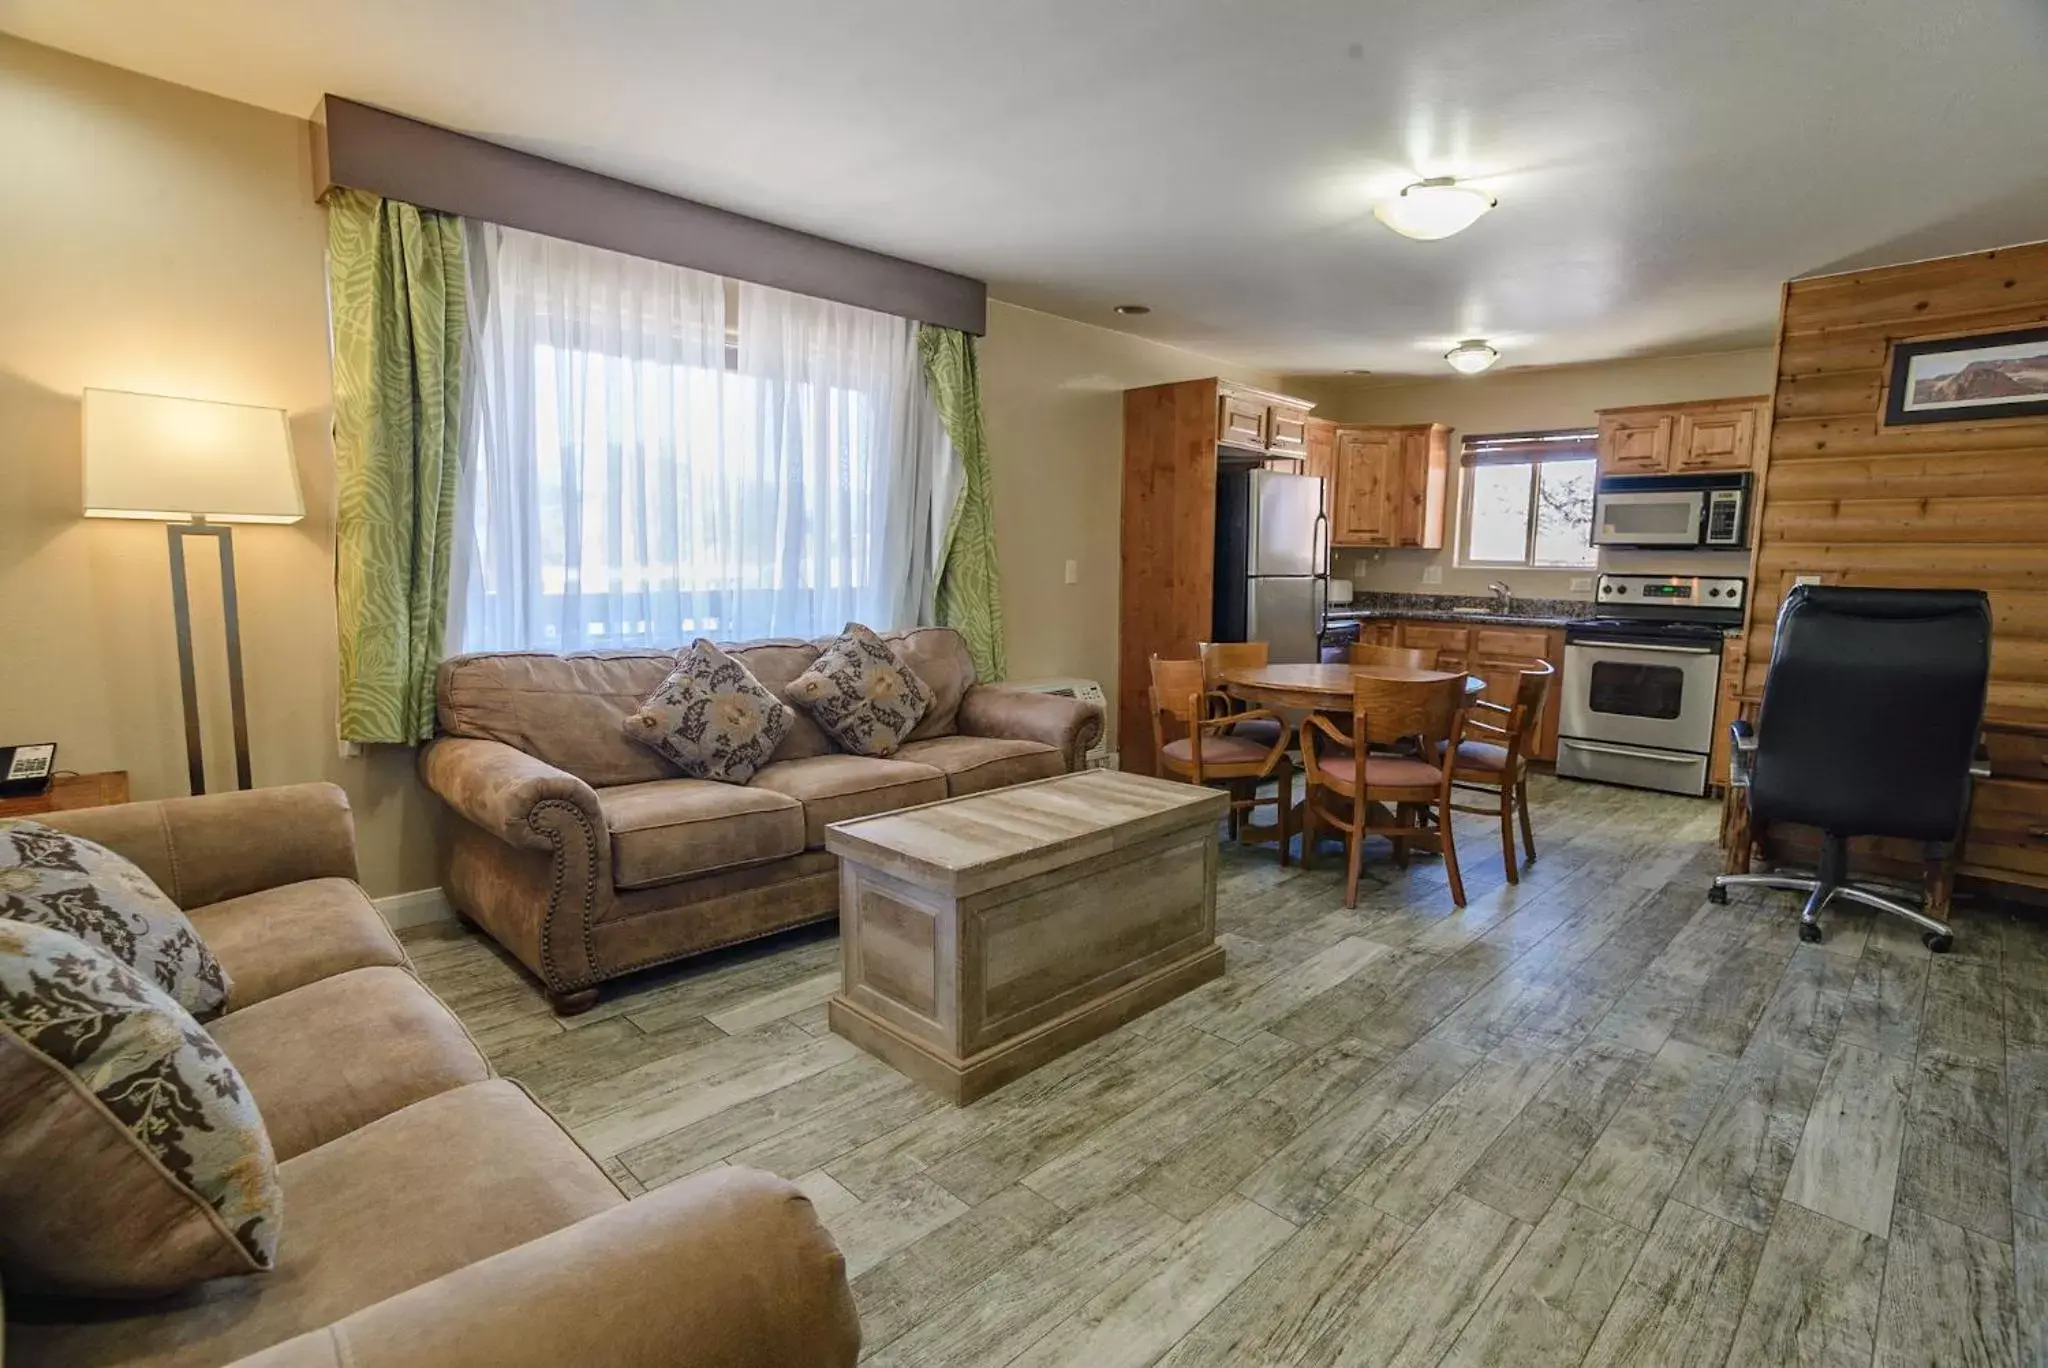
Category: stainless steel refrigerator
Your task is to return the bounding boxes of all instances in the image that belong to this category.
[1213,469,1327,663]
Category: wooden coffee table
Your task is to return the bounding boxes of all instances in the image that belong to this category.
[824,768,1227,1104]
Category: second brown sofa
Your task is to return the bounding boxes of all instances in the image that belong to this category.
[419,627,1103,1011]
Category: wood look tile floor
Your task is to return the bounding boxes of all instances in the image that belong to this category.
[402,775,2047,1368]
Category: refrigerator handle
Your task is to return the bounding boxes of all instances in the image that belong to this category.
[1313,512,1329,574]
[1313,574,1328,649]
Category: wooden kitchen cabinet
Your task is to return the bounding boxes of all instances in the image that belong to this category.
[1217,382,1317,457]
[1218,392,1268,450]
[1596,397,1768,476]
[1332,423,1448,549]
[1386,620,1564,761]
[1267,404,1311,456]
[1709,635,1745,793]
[1303,418,1338,529]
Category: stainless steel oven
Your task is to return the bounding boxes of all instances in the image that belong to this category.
[1555,574,1745,797]
[1592,473,1750,549]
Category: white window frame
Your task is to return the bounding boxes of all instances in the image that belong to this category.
[1455,430,1601,570]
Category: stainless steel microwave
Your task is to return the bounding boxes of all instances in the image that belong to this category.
[1591,473,1751,549]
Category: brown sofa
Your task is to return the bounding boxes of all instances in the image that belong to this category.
[4,784,859,1368]
[418,627,1103,1011]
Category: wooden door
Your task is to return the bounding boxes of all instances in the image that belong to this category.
[1218,393,1268,451]
[1598,413,1674,475]
[1303,418,1338,531]
[1391,426,1449,549]
[1672,407,1757,472]
[1333,428,1396,546]
[1267,405,1311,457]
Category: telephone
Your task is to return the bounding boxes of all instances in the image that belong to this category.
[0,744,58,798]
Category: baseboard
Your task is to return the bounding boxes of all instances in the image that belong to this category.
[373,887,455,931]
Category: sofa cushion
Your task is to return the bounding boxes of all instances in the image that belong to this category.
[621,640,795,784]
[595,781,806,889]
[0,919,281,1297]
[722,640,834,762]
[4,1080,623,1368]
[207,967,490,1162]
[786,625,934,758]
[188,878,407,1010]
[437,650,684,788]
[748,754,948,849]
[893,735,1064,798]
[885,627,977,741]
[0,819,230,1019]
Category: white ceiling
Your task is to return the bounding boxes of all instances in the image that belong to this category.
[6,0,2048,375]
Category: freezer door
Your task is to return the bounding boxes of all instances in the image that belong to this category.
[1247,576,1322,663]
[1248,471,1323,577]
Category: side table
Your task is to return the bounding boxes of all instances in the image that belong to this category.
[0,771,131,820]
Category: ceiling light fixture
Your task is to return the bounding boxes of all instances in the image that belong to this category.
[1113,303,1151,316]
[1444,340,1500,374]
[1373,177,1497,241]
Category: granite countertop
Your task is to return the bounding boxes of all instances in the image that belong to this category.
[1323,592,1594,630]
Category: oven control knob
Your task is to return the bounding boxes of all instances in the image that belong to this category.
[1613,584,1629,595]
[1707,587,1720,598]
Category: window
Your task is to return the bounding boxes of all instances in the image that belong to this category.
[1458,430,1598,569]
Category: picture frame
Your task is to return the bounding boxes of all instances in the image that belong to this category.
[1884,325,2048,426]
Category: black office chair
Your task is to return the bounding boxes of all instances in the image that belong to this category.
[1709,585,1990,952]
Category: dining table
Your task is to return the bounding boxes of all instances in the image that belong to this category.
[1216,662,1488,860]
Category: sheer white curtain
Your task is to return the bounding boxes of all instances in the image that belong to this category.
[453,222,953,652]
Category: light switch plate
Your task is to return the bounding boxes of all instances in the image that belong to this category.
[1571,577,1593,593]
[1063,559,1079,585]
[1422,565,1444,585]
[1795,574,1822,586]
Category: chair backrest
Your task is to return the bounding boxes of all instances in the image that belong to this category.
[1199,640,1268,689]
[1148,656,1208,727]
[1751,585,1990,841]
[1505,659,1556,747]
[1350,642,1434,670]
[1349,672,1468,750]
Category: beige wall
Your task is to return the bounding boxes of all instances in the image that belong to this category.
[1285,349,1779,600]
[979,301,1279,750]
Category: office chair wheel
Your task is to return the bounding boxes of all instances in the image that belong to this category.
[1924,932,1953,954]
[1798,921,1823,944]
[1707,884,1729,905]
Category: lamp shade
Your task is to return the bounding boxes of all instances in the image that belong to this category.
[82,389,303,524]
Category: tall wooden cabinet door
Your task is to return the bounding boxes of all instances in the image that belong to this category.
[1268,405,1311,456]
[1597,414,1674,475]
[1218,394,1268,450]
[1672,407,1757,472]
[1392,426,1449,549]
[1333,428,1396,546]
[1303,418,1339,530]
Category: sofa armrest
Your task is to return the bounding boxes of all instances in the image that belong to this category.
[957,685,1104,771]
[418,738,604,853]
[40,782,357,911]
[225,1169,860,1368]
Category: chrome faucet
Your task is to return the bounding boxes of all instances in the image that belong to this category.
[1487,580,1513,612]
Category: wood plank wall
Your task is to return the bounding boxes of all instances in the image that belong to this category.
[1744,241,2048,723]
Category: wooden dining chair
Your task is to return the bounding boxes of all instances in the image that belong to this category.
[1442,660,1554,883]
[1198,641,1285,750]
[1300,672,1469,908]
[1349,642,1437,670]
[1151,655,1293,863]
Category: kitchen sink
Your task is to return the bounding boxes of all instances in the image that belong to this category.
[1448,607,1500,616]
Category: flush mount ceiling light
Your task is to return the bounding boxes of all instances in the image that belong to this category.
[1113,303,1151,316]
[1444,339,1500,374]
[1373,177,1497,241]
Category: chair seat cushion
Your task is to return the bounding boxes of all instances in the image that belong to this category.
[188,878,407,1011]
[6,1081,624,1368]
[207,967,491,1162]
[1314,753,1443,789]
[1438,739,1512,773]
[748,754,949,848]
[595,780,806,889]
[893,735,1064,798]
[1162,734,1270,768]
[1227,716,1287,748]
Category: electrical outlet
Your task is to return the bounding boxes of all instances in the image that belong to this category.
[1795,574,1822,586]
[1063,559,1079,585]
[1421,565,1444,586]
[1570,577,1593,593]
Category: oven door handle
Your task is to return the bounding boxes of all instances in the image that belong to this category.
[1567,639,1721,655]
[1558,739,1702,764]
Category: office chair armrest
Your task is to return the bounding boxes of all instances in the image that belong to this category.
[1727,719,1757,789]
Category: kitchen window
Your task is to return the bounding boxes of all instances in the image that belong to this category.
[1458,430,1599,569]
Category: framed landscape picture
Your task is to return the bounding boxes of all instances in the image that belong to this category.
[1885,325,2048,426]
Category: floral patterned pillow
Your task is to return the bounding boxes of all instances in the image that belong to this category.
[786,624,935,758]
[0,819,230,1020]
[622,639,796,784]
[0,917,281,1296]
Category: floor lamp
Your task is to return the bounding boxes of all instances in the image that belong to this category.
[82,389,304,796]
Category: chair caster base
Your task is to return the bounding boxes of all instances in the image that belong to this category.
[1798,921,1823,944]
[1707,884,1729,905]
[1923,932,1953,954]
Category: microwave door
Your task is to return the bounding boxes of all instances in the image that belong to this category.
[1594,490,1706,547]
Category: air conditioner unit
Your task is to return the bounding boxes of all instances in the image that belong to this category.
[1000,677,1113,770]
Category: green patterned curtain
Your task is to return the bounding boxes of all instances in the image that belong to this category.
[919,325,1007,682]
[326,189,467,743]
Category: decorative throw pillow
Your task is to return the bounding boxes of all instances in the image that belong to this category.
[622,639,795,784]
[0,918,281,1296]
[0,819,230,1020]
[786,623,935,758]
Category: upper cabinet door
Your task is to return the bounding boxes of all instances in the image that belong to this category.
[1598,413,1674,475]
[1219,393,1268,450]
[1267,404,1311,456]
[1392,426,1449,549]
[1672,406,1758,472]
[1333,428,1397,546]
[1303,418,1338,529]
